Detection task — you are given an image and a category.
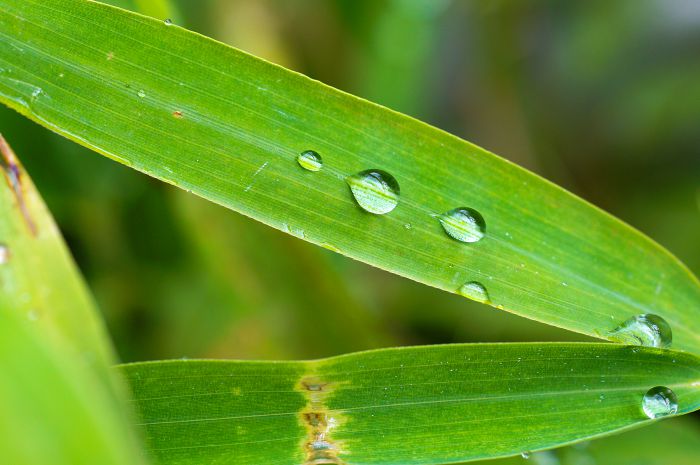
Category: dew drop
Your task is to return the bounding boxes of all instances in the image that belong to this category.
[608,314,672,348]
[164,18,173,26]
[521,451,531,459]
[346,169,400,215]
[437,207,485,243]
[642,386,678,419]
[297,150,323,172]
[137,90,146,98]
[457,281,489,303]
[0,244,9,264]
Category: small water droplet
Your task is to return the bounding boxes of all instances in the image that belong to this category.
[642,386,678,419]
[609,314,672,348]
[521,451,531,459]
[346,169,400,214]
[437,207,485,243]
[164,18,173,26]
[297,150,323,172]
[0,244,9,264]
[137,90,146,98]
[404,223,412,230]
[457,281,490,303]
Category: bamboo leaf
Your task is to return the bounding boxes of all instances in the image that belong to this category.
[122,343,700,465]
[0,0,699,353]
[0,136,147,463]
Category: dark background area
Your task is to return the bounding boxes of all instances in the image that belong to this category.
[1,0,698,368]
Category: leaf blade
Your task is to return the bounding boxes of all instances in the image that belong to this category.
[1,0,699,352]
[122,343,700,465]
[0,136,147,463]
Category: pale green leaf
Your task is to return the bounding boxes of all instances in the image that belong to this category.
[0,136,147,463]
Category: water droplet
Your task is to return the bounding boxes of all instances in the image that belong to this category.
[457,281,489,303]
[437,207,485,243]
[297,150,323,172]
[137,90,146,98]
[404,223,412,230]
[346,169,400,214]
[609,314,672,348]
[521,451,531,459]
[0,244,9,264]
[164,18,173,26]
[642,386,678,419]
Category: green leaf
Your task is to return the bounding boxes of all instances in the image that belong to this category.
[122,343,700,465]
[0,136,147,463]
[0,303,146,464]
[0,134,119,398]
[1,0,699,354]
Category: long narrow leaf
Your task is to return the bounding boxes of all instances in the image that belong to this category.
[0,136,147,463]
[3,0,700,352]
[1,0,699,352]
[122,343,700,465]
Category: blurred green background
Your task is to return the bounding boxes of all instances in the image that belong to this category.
[1,0,699,365]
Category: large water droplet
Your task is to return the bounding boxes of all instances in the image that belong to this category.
[642,386,678,419]
[297,150,323,172]
[437,207,485,243]
[609,314,672,348]
[458,281,490,303]
[0,243,9,264]
[346,169,400,214]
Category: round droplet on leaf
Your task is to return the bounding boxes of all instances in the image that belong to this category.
[297,150,323,172]
[608,314,672,348]
[346,169,400,215]
[458,281,490,303]
[438,207,485,243]
[642,386,678,419]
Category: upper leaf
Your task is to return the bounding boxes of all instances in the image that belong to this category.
[0,0,698,352]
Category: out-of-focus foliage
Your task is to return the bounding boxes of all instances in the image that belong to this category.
[1,0,697,363]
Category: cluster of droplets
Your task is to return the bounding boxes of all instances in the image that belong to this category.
[296,149,489,302]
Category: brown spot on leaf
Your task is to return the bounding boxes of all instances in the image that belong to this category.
[172,110,183,118]
[0,135,37,235]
